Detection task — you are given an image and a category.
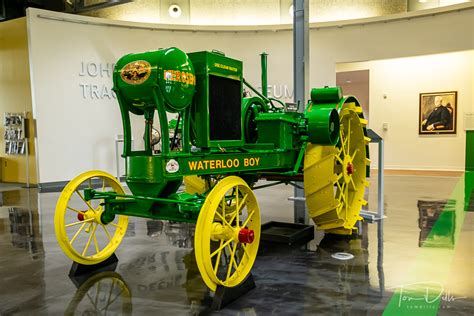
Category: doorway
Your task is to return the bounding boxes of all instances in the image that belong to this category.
[336,69,369,121]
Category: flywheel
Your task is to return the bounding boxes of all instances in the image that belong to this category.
[303,101,370,235]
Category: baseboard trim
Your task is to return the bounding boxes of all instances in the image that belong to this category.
[38,181,69,193]
[39,177,126,193]
[371,169,464,177]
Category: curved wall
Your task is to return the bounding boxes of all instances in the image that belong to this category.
[82,0,408,25]
[26,6,474,183]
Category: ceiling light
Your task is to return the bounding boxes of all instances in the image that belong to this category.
[168,4,182,18]
[418,0,428,3]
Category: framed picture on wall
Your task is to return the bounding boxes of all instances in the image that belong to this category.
[419,91,457,135]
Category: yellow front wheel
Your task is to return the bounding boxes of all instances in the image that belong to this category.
[194,176,261,291]
[54,170,129,265]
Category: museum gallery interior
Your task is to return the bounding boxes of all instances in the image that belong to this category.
[0,0,473,314]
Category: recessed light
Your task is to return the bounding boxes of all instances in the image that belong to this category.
[168,4,182,18]
[418,0,428,3]
[345,80,352,84]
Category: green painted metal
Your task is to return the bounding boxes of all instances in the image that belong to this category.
[311,86,342,104]
[260,52,268,97]
[255,112,300,150]
[466,131,474,171]
[187,50,243,149]
[114,47,196,113]
[305,104,340,145]
[91,48,368,223]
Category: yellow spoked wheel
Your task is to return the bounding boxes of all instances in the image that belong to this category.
[194,176,260,291]
[304,102,370,235]
[54,170,129,265]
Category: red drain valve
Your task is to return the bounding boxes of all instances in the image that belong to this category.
[238,228,255,244]
[346,162,354,175]
[77,212,85,221]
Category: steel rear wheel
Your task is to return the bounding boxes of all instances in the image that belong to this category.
[194,176,260,291]
[304,101,370,235]
[54,170,129,265]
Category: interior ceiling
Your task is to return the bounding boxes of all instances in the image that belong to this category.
[1,0,471,23]
[0,0,131,21]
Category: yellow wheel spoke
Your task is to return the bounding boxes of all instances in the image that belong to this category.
[70,222,87,245]
[226,242,238,282]
[101,179,106,192]
[93,230,100,254]
[221,196,226,213]
[66,218,93,228]
[340,132,347,156]
[241,244,250,259]
[237,193,248,213]
[75,190,95,212]
[101,224,112,240]
[349,177,357,191]
[344,183,349,218]
[335,154,344,165]
[336,181,344,200]
[351,148,359,160]
[227,244,239,270]
[347,118,351,150]
[338,183,347,204]
[109,222,120,229]
[226,212,238,231]
[235,187,239,213]
[82,223,98,256]
[211,238,233,258]
[213,240,224,274]
[242,210,255,228]
[214,211,230,227]
[66,206,82,214]
[235,194,241,228]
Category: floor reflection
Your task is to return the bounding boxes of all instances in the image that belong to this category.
[66,271,132,315]
[0,173,472,314]
[62,220,385,315]
[0,189,46,314]
[417,199,457,248]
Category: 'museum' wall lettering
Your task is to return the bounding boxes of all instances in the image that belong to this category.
[79,61,117,100]
[257,84,293,99]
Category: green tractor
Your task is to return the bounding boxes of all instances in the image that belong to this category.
[54,47,370,291]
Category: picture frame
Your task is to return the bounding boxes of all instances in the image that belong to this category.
[419,91,457,135]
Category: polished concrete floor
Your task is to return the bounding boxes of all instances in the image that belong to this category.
[0,174,472,315]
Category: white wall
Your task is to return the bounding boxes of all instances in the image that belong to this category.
[338,51,474,171]
[26,5,474,183]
